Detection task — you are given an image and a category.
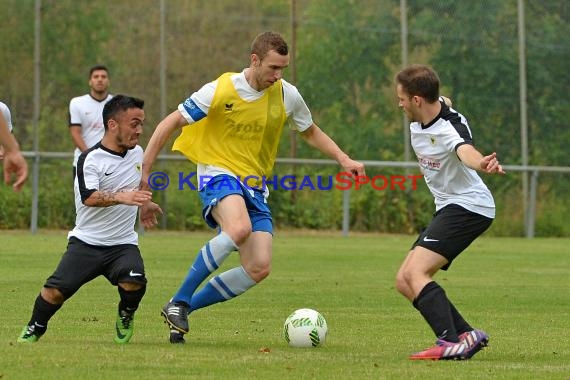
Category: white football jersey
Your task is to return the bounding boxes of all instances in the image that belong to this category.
[0,101,13,132]
[70,143,143,246]
[411,101,495,218]
[69,94,113,166]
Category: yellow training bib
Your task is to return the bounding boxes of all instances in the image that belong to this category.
[173,73,287,186]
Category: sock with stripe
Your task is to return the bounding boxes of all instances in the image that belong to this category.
[189,266,256,312]
[172,232,237,307]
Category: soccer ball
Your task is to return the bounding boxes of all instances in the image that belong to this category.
[283,308,328,348]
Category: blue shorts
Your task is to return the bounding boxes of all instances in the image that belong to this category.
[199,174,273,234]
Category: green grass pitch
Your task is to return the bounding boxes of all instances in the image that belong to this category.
[1,230,568,379]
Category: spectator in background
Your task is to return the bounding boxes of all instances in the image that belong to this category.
[69,65,113,178]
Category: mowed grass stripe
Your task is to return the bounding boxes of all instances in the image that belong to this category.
[1,231,568,379]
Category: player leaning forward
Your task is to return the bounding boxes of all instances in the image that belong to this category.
[17,95,162,344]
[140,31,364,343]
[394,64,505,360]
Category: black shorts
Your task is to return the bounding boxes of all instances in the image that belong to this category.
[44,237,147,299]
[412,204,493,270]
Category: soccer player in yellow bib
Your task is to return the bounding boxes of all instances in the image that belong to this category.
[140,31,365,343]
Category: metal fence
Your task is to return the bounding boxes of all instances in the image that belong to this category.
[21,151,570,237]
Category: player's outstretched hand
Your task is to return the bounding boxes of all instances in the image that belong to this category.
[340,157,366,177]
[139,201,163,229]
[3,150,28,191]
[481,152,506,175]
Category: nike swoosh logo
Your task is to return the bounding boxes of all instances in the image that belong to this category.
[423,237,439,242]
[129,270,143,277]
[104,172,114,176]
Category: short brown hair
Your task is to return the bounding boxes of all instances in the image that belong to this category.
[251,31,288,60]
[103,94,144,130]
[89,64,109,78]
[395,64,440,103]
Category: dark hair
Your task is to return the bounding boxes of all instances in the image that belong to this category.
[102,95,144,129]
[89,64,109,78]
[251,31,288,60]
[395,64,440,103]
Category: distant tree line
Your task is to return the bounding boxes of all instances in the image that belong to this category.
[0,0,568,235]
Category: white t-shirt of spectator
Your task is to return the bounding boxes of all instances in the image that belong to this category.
[69,94,113,167]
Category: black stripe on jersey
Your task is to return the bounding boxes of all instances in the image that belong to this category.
[439,102,473,150]
[76,143,100,203]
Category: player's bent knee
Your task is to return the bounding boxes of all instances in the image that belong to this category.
[118,282,144,292]
[395,275,406,294]
[247,265,271,283]
[227,226,252,246]
[41,287,65,305]
[395,269,415,295]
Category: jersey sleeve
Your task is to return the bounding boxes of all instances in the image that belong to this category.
[76,153,100,203]
[178,81,217,124]
[439,127,464,153]
[438,107,473,152]
[282,81,313,132]
[451,120,473,152]
[69,98,82,127]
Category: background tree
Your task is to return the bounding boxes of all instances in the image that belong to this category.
[0,0,567,235]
